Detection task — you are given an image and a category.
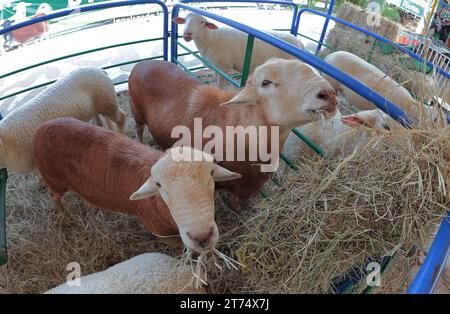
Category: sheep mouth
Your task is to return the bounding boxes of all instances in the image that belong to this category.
[183,36,193,42]
[307,108,336,115]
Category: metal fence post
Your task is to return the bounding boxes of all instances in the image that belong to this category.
[240,35,255,87]
[0,168,7,267]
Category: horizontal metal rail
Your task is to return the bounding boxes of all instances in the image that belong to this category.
[0,38,163,80]
[0,0,169,61]
[180,0,299,35]
[0,55,164,102]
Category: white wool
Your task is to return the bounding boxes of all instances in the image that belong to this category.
[323,51,445,124]
[178,13,304,85]
[45,253,206,294]
[282,109,391,163]
[0,67,125,173]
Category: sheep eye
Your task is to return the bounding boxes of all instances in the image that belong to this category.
[156,182,161,188]
[261,80,272,87]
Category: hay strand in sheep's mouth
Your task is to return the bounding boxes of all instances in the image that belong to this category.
[178,247,246,289]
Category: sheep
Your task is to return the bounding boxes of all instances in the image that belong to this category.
[11,4,52,45]
[173,13,305,87]
[323,51,443,125]
[0,67,126,173]
[32,118,241,253]
[45,253,206,294]
[128,58,337,209]
[282,109,392,163]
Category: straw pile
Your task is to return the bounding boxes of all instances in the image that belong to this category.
[0,91,448,294]
[206,125,449,293]
[331,2,401,42]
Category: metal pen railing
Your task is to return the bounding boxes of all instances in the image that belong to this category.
[0,0,170,268]
[0,0,169,103]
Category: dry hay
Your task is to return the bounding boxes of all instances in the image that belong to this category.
[332,2,401,42]
[0,91,449,294]
[206,126,449,293]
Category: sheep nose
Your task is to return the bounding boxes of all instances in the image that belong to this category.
[184,32,192,38]
[187,227,214,248]
[317,89,335,101]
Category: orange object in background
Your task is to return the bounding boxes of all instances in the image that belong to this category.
[11,12,49,44]
[396,35,420,47]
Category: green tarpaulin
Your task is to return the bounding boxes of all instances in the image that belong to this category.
[1,0,112,20]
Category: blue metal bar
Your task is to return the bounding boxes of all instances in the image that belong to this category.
[295,8,450,80]
[0,0,169,61]
[315,0,335,55]
[179,0,299,35]
[173,4,421,127]
[408,211,450,294]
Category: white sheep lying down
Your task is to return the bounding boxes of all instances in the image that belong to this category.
[323,51,444,124]
[283,109,392,163]
[0,67,126,173]
[45,253,205,294]
[174,13,305,86]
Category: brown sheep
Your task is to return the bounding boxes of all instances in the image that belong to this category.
[129,58,337,209]
[32,118,241,253]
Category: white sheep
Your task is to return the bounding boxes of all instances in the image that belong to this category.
[0,67,126,173]
[282,109,392,163]
[45,253,206,294]
[323,51,444,125]
[173,13,305,87]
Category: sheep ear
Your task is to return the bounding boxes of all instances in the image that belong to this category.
[173,17,186,24]
[341,115,370,128]
[212,164,242,182]
[206,22,218,30]
[219,90,254,107]
[130,178,159,200]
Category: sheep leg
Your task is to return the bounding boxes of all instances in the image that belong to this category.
[104,116,113,130]
[94,114,104,127]
[220,190,241,212]
[113,109,126,133]
[136,123,145,143]
[51,191,64,212]
[34,169,46,191]
[229,194,241,212]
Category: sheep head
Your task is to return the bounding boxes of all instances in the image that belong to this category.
[220,58,338,129]
[173,13,218,42]
[341,109,392,131]
[130,146,241,253]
